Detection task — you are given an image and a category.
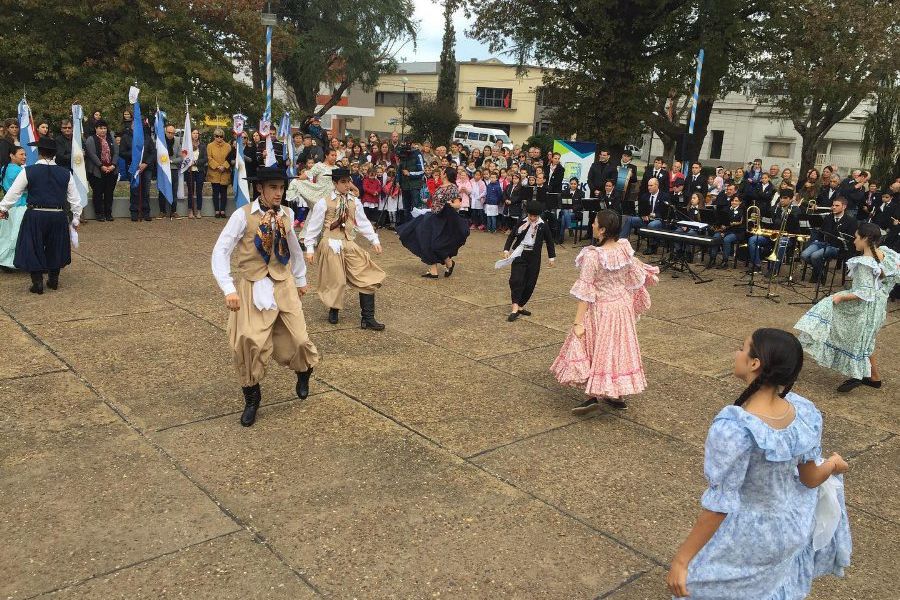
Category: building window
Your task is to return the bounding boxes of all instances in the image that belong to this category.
[767,141,792,158]
[375,91,420,106]
[476,87,513,108]
[709,130,724,160]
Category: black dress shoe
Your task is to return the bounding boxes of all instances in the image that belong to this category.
[444,260,455,277]
[328,308,339,324]
[106,215,114,221]
[861,377,882,389]
[296,368,313,400]
[144,216,152,222]
[240,384,261,427]
[571,397,600,415]
[507,312,519,322]
[604,398,628,410]
[517,308,532,316]
[29,282,44,294]
[131,217,139,222]
[421,272,439,278]
[836,378,862,393]
[46,277,59,290]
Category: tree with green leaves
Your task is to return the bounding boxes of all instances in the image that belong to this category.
[436,0,458,108]
[759,0,900,177]
[861,79,900,186]
[0,1,268,127]
[276,0,417,118]
[406,96,461,146]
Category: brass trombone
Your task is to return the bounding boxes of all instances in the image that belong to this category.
[764,208,792,300]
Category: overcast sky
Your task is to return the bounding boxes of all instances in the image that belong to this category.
[405,0,495,63]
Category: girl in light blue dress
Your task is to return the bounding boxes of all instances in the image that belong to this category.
[795,222,899,393]
[667,328,852,600]
[0,145,27,269]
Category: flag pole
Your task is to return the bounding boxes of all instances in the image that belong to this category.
[682,48,704,176]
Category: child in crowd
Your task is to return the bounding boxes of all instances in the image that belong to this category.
[457,167,471,225]
[667,328,851,599]
[552,210,658,413]
[382,167,400,229]
[484,172,504,233]
[361,164,382,223]
[350,162,363,194]
[470,169,487,231]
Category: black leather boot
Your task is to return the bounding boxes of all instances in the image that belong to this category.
[296,368,312,400]
[47,269,60,290]
[240,384,261,427]
[29,272,44,295]
[359,293,385,331]
[328,308,339,324]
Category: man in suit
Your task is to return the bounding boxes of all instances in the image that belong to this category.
[547,152,565,193]
[869,191,896,233]
[748,189,801,272]
[620,177,668,252]
[859,182,881,221]
[801,196,857,281]
[837,170,868,218]
[640,156,669,194]
[715,183,740,212]
[817,173,841,207]
[668,175,686,207]
[54,120,74,171]
[684,161,708,202]
[587,149,617,198]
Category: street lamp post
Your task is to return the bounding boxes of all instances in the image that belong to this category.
[400,76,409,142]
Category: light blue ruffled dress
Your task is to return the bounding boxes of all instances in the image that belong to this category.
[0,162,27,268]
[681,392,851,600]
[794,247,900,379]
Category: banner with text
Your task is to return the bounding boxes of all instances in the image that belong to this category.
[553,140,596,193]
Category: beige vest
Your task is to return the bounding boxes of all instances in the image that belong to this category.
[235,204,291,282]
[322,194,358,242]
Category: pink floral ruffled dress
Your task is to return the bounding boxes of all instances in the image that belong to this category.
[551,239,659,398]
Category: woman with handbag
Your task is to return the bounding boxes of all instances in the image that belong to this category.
[551,209,658,413]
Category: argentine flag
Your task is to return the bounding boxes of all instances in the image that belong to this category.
[17,99,37,165]
[129,87,144,189]
[233,135,251,208]
[154,109,173,204]
[70,105,89,207]
[177,108,193,200]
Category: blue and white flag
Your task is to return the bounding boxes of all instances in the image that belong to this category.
[17,98,37,165]
[154,108,173,205]
[232,113,250,208]
[129,87,144,189]
[177,106,193,200]
[279,113,295,176]
[70,105,89,207]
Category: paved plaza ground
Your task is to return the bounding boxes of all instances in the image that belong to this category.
[1,217,897,599]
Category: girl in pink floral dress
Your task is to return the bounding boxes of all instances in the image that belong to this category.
[551,210,659,413]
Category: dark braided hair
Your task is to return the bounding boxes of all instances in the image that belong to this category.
[857,222,883,272]
[735,328,804,406]
[593,209,621,246]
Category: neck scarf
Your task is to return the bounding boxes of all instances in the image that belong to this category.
[516,217,543,249]
[329,193,350,231]
[254,203,290,265]
[99,135,112,166]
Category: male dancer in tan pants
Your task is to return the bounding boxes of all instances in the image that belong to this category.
[212,166,319,427]
[304,167,386,329]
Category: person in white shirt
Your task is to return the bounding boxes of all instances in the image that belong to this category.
[210,166,319,427]
[0,138,82,294]
[304,167,386,329]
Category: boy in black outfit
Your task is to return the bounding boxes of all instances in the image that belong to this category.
[500,201,556,321]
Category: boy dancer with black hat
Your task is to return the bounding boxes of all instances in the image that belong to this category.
[304,167,386,329]
[497,200,555,321]
[211,166,319,427]
[0,137,82,294]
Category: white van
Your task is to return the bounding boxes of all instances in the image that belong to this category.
[452,125,513,150]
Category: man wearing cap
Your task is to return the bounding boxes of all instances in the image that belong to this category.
[501,201,556,321]
[211,166,319,427]
[0,137,83,294]
[303,166,386,329]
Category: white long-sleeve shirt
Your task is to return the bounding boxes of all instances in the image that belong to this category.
[211,200,307,296]
[303,192,380,254]
[0,159,83,223]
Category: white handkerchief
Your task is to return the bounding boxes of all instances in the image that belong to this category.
[328,238,343,255]
[494,244,524,269]
[69,226,79,249]
[252,278,278,311]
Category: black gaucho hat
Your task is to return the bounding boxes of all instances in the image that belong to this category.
[28,137,57,153]
[245,166,289,184]
[329,167,352,181]
[526,200,545,215]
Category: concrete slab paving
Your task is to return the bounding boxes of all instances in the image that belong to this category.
[0,220,896,598]
[45,531,318,600]
[154,392,651,598]
[0,313,66,380]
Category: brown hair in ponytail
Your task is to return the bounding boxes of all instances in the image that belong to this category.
[735,328,804,406]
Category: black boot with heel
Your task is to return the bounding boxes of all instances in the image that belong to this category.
[359,293,385,331]
[240,384,261,427]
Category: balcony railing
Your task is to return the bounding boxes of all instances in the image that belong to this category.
[470,97,517,110]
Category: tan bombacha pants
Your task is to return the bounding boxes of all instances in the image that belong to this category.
[315,240,385,309]
[228,277,320,387]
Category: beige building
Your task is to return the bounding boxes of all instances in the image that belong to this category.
[343,59,550,145]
